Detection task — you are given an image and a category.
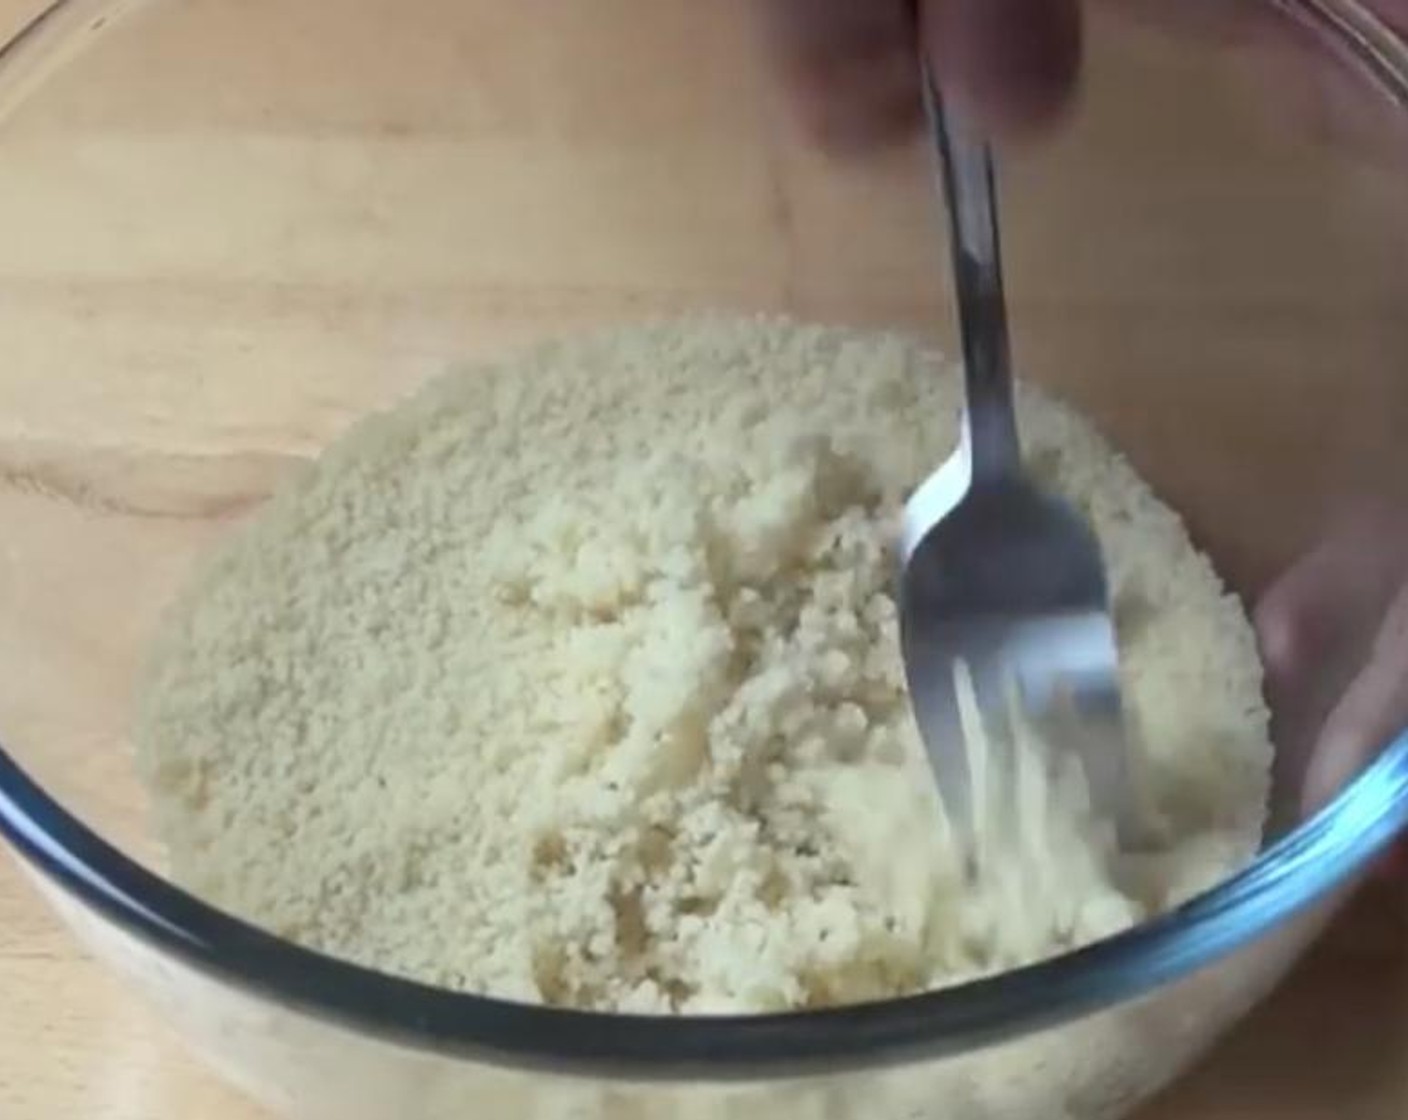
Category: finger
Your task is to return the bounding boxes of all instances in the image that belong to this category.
[922,0,1083,137]
[758,0,921,151]
[1253,502,1408,815]
[1254,500,1408,688]
[1305,576,1408,814]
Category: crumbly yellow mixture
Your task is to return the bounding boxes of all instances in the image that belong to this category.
[137,318,1271,1013]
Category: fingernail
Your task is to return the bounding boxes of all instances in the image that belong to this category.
[1255,603,1304,682]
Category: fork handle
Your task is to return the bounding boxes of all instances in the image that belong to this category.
[920,62,1021,481]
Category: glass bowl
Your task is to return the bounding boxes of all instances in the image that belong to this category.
[2,0,1408,1117]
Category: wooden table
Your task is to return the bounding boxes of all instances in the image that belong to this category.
[0,0,1406,1117]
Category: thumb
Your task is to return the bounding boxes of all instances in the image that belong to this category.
[1304,578,1408,815]
[1253,502,1408,815]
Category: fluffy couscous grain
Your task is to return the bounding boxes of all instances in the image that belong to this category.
[137,317,1271,1013]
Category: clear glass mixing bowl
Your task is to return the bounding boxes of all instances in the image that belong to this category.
[2,0,1408,1118]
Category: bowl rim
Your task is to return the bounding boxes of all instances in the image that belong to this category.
[4,737,1407,1077]
[2,0,1408,1081]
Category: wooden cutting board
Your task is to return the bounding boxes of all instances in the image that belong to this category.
[0,0,1405,1117]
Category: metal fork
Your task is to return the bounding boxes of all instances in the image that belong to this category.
[898,66,1137,857]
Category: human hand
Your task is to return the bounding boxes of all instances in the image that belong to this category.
[1256,502,1408,832]
[763,0,1408,843]
[759,0,1079,148]
[760,0,1408,150]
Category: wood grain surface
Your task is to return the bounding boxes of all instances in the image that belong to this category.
[0,0,1406,1117]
